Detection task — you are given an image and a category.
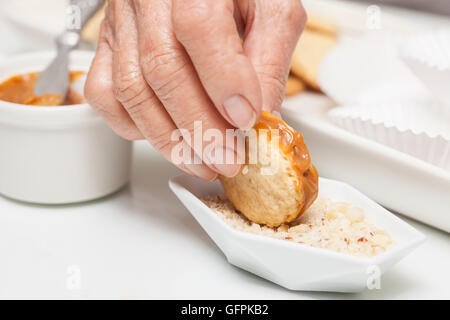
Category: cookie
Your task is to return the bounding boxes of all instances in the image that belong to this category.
[220,111,318,227]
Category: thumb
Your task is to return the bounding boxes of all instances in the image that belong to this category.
[240,0,306,113]
[172,0,262,130]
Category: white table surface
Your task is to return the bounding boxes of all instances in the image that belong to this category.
[1,0,450,299]
[1,141,449,300]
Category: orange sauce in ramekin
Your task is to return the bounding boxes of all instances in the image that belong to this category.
[0,71,85,106]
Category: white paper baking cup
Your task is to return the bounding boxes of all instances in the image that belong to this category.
[399,30,450,104]
[319,35,431,105]
[328,102,450,171]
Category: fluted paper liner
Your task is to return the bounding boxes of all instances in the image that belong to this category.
[319,35,431,105]
[399,30,450,104]
[328,102,450,171]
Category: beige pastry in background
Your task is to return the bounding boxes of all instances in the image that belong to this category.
[81,3,106,43]
[220,111,319,227]
[305,14,338,37]
[285,76,306,96]
[290,29,337,91]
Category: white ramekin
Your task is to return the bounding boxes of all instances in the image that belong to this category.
[0,51,132,204]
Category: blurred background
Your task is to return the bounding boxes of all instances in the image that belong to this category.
[0,0,449,56]
[364,0,450,16]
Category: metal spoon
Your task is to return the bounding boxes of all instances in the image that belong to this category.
[34,0,104,101]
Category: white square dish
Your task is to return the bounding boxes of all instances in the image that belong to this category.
[169,174,425,293]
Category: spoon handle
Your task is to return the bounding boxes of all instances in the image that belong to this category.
[34,0,105,98]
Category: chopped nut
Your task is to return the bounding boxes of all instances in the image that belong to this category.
[326,210,338,220]
[346,206,365,223]
[202,195,395,257]
[289,224,309,233]
[329,202,350,214]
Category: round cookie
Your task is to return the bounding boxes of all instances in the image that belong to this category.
[220,111,319,227]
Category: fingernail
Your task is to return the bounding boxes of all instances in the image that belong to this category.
[185,163,218,182]
[223,95,256,130]
[208,146,242,177]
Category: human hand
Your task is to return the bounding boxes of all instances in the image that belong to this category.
[85,0,306,181]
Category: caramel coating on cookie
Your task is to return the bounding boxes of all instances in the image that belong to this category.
[220,111,318,227]
[254,111,319,214]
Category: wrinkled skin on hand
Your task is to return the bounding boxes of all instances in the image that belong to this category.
[85,0,306,181]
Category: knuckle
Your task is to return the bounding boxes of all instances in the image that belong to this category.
[120,86,157,118]
[140,49,188,101]
[85,67,144,142]
[140,47,179,80]
[256,63,287,88]
[253,63,288,110]
[84,73,110,108]
[261,73,286,104]
[112,67,159,118]
[113,70,145,104]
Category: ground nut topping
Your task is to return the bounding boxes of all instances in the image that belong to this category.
[202,195,395,257]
